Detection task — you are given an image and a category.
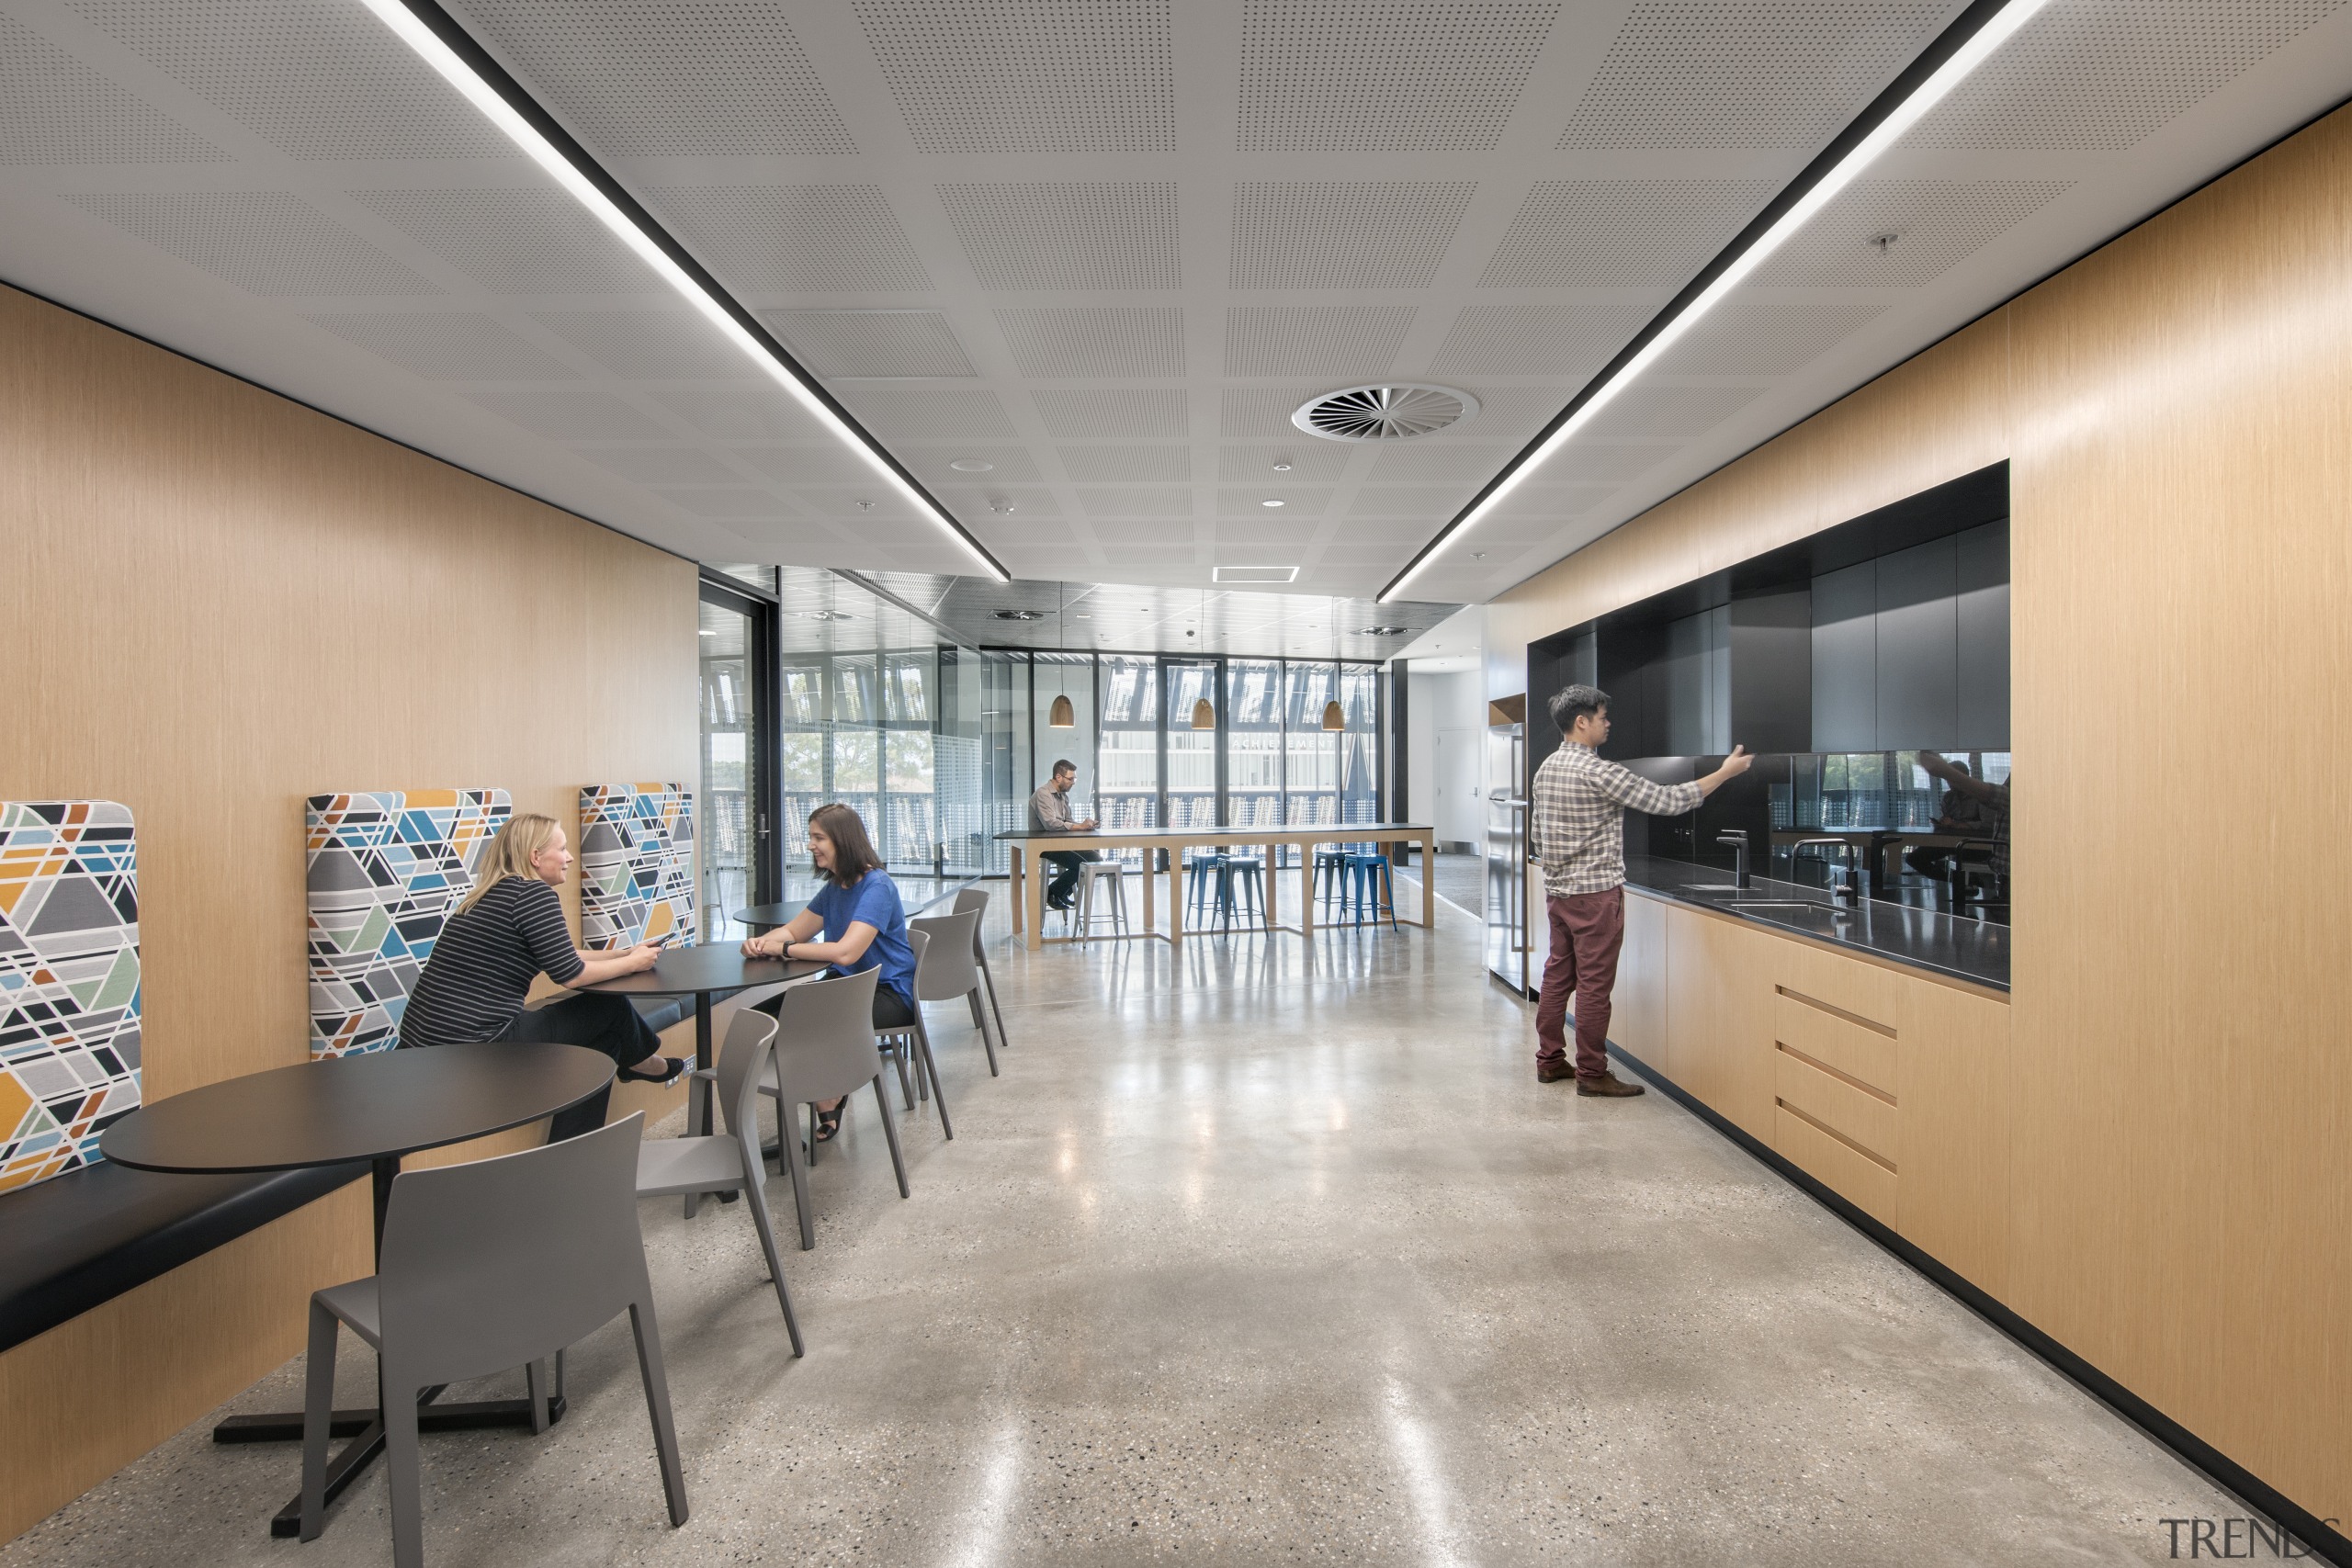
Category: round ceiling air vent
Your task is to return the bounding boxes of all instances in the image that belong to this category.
[1292,384,1479,443]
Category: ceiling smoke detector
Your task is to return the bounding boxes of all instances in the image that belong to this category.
[1292,384,1479,443]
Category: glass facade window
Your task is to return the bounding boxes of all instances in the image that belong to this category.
[1163,661,1219,829]
[1283,661,1340,829]
[1098,656,1160,832]
[1226,660,1283,829]
[698,594,759,942]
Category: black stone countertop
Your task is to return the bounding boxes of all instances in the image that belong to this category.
[1621,854,2010,992]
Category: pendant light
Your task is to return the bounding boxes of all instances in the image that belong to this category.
[1047,693,1075,728]
[1322,699,1345,731]
[1191,696,1216,729]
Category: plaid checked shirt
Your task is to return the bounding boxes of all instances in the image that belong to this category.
[1530,742,1705,897]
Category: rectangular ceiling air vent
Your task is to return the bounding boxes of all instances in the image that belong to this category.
[1213,565,1299,583]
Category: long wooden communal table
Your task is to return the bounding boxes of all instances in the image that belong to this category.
[998,825,1436,951]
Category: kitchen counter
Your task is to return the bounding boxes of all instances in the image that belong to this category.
[1621,853,2009,991]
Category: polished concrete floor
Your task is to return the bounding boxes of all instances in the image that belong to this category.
[7,898,2232,1565]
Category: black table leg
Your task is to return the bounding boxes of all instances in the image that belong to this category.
[218,1156,566,1537]
[684,989,714,1218]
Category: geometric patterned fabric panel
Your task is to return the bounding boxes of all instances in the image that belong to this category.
[306,789,510,1059]
[579,784,695,949]
[0,801,141,1193]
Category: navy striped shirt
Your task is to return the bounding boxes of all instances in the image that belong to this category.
[398,876,582,1048]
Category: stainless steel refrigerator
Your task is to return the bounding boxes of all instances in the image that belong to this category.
[1484,722,1531,996]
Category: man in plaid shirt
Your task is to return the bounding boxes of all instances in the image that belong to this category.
[1532,684,1752,1095]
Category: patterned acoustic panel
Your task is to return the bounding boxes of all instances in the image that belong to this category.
[579,784,695,949]
[306,789,510,1058]
[1,801,141,1193]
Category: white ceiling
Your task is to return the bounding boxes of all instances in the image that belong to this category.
[3,0,2348,606]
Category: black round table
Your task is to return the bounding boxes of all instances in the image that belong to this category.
[98,1042,613,1539]
[736,900,808,933]
[579,944,821,1216]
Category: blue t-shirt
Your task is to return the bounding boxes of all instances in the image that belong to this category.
[806,869,916,1004]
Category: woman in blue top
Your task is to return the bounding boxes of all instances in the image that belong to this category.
[741,803,917,1144]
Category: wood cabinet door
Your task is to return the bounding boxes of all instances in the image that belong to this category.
[1612,890,1670,1063]
[1664,906,1776,1139]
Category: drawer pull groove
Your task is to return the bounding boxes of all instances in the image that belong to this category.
[1776,984,1897,1038]
[1775,1040,1897,1106]
[1777,1096,1897,1175]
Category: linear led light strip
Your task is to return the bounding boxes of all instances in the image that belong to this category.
[353,0,1011,584]
[1379,0,2052,604]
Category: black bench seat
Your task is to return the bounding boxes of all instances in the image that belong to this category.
[0,1159,367,1354]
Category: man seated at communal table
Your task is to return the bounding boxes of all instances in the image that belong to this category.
[400,812,677,1142]
[739,803,918,1146]
[1029,758,1100,911]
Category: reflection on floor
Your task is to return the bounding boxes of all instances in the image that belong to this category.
[5,900,2224,1565]
[1396,850,1484,919]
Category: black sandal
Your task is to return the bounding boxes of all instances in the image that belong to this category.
[813,1103,844,1143]
[618,1055,687,1086]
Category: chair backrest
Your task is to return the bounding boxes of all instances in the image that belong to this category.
[952,886,989,956]
[907,911,981,1002]
[768,965,883,1104]
[714,1009,780,1141]
[375,1113,648,1385]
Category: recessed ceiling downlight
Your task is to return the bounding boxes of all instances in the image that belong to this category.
[1293,384,1478,443]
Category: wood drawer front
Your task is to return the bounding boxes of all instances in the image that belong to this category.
[1774,1103,1898,1224]
[1770,941,1903,1032]
[1773,1046,1900,1169]
[1772,990,1898,1098]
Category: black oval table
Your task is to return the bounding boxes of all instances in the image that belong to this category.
[735,900,808,934]
[99,1042,614,1539]
[578,943,821,1217]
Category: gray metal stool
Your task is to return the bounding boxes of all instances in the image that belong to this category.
[1072,860,1130,939]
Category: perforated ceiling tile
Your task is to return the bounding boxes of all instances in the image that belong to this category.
[1238,1,1562,152]
[763,310,977,378]
[1341,483,1479,516]
[0,16,226,165]
[1368,444,1514,481]
[1092,519,1195,544]
[306,310,579,378]
[1217,486,1334,516]
[995,309,1185,378]
[63,192,438,296]
[68,0,514,159]
[643,186,930,293]
[1427,300,1652,378]
[1058,446,1192,483]
[839,389,1020,439]
[1417,384,1556,441]
[1221,388,1335,438]
[1224,308,1414,378]
[349,187,658,294]
[942,485,1061,518]
[851,0,1175,152]
[1217,445,1352,481]
[576,445,751,487]
[462,384,666,437]
[1079,488,1196,518]
[1535,440,1679,481]
[650,383,836,441]
[1655,288,1895,377]
[1579,383,1762,440]
[534,310,758,378]
[457,0,854,154]
[1752,180,2074,287]
[1032,389,1190,438]
[1478,181,1776,288]
[649,485,787,520]
[1556,1,1957,150]
[1917,0,2351,152]
[729,446,884,485]
[901,446,1044,482]
[1229,182,1476,289]
[937,183,1181,290]
[1486,479,1624,515]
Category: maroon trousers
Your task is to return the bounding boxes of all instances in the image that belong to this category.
[1535,887,1625,1078]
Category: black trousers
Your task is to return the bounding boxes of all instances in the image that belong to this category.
[1041,849,1100,906]
[500,992,664,1143]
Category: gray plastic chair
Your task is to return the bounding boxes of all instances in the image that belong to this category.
[952,886,1010,1053]
[638,1010,801,1353]
[300,1114,684,1566]
[876,930,955,1136]
[909,908,1000,1077]
[753,966,911,1250]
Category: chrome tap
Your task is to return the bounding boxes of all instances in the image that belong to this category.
[1794,837,1868,904]
[1716,829,1751,889]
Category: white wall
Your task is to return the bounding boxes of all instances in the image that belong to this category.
[1407,667,1486,851]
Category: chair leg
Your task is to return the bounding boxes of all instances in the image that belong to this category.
[298,1300,339,1541]
[873,1075,910,1198]
[890,1035,916,1110]
[805,1100,819,1166]
[382,1365,426,1568]
[736,1170,805,1356]
[978,958,1010,1052]
[914,1015,953,1139]
[628,1296,690,1528]
[525,1358,551,1434]
[972,984,1000,1077]
[781,1108,817,1250]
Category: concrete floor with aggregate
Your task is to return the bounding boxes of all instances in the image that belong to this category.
[4,898,2234,1566]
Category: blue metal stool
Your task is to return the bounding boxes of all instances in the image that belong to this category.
[1312,847,1350,919]
[1216,854,1268,931]
[1341,851,1398,930]
[1186,854,1228,926]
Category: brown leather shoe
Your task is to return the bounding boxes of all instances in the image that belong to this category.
[1536,1058,1575,1083]
[1576,1072,1645,1098]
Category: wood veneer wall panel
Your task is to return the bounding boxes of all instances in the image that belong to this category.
[1488,102,2352,1527]
[0,283,699,1539]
